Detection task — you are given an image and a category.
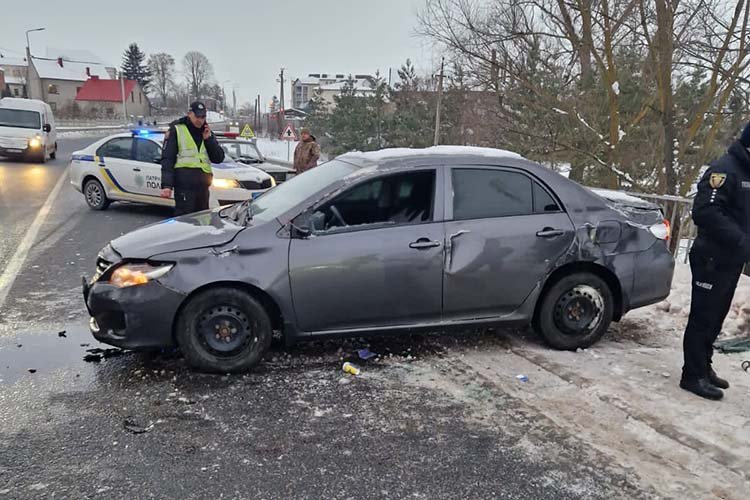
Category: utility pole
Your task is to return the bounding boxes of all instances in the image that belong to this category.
[278,68,285,135]
[232,88,237,116]
[119,70,127,122]
[433,57,445,146]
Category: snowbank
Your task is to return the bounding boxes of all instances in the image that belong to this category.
[630,262,750,340]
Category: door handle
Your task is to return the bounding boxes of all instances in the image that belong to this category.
[409,238,441,250]
[133,167,141,172]
[536,228,565,238]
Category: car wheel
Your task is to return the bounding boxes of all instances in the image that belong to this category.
[84,179,110,210]
[50,147,56,160]
[176,287,272,373]
[534,272,613,350]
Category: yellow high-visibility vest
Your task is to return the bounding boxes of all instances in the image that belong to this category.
[174,124,212,174]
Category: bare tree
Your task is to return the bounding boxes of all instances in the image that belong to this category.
[418,0,750,194]
[147,52,175,107]
[182,51,214,100]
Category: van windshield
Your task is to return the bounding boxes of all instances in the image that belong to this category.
[0,109,42,129]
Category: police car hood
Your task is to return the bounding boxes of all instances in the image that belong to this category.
[110,208,245,259]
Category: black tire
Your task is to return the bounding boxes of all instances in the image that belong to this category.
[50,146,56,160]
[176,287,272,373]
[83,178,110,210]
[534,272,614,350]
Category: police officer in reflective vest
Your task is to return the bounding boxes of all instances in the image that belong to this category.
[682,122,750,400]
[161,101,225,215]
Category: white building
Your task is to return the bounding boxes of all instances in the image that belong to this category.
[0,51,29,97]
[291,73,376,110]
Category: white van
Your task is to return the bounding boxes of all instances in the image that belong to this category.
[0,97,57,163]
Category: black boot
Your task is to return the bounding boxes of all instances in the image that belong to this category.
[680,378,724,400]
[708,368,730,389]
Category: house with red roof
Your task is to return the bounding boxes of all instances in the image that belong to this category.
[75,76,150,118]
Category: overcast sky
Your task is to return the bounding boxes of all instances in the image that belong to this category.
[0,0,436,110]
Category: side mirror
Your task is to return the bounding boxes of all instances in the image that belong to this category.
[152,157,162,164]
[43,124,51,133]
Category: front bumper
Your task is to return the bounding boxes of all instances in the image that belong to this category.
[83,277,186,349]
[0,145,30,157]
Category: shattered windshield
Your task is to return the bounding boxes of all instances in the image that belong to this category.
[245,159,359,223]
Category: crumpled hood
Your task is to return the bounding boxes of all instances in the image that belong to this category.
[110,208,245,259]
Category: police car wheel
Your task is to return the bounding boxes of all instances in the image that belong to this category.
[84,179,110,210]
[176,287,272,373]
[534,272,613,350]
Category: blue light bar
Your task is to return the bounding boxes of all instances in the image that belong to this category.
[130,129,165,137]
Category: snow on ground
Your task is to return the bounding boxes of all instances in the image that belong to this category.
[631,261,750,340]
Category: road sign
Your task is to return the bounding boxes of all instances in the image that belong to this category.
[280,124,298,141]
[240,124,255,138]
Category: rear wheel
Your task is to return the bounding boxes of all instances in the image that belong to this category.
[534,272,613,350]
[84,178,110,210]
[50,145,57,160]
[176,287,272,373]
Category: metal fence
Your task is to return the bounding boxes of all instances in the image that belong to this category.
[621,191,695,263]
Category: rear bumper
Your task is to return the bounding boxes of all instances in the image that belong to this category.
[83,279,185,349]
[629,242,675,310]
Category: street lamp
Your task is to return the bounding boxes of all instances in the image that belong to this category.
[25,27,45,52]
[25,27,45,99]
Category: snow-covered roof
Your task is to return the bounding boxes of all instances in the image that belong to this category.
[0,54,27,67]
[345,146,524,162]
[4,76,24,85]
[32,57,111,81]
[295,77,320,85]
[318,79,374,92]
[45,48,110,67]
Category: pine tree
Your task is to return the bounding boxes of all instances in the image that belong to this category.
[121,43,151,91]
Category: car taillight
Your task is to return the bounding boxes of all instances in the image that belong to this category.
[649,219,671,242]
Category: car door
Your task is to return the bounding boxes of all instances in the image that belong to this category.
[443,166,575,320]
[288,168,445,333]
[95,137,136,198]
[132,138,163,197]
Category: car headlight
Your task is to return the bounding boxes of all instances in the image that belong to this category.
[212,178,241,189]
[270,176,277,187]
[109,263,174,288]
[28,136,42,148]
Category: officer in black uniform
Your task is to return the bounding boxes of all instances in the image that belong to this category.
[682,122,750,400]
[160,102,225,216]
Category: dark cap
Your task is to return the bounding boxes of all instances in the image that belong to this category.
[189,101,207,118]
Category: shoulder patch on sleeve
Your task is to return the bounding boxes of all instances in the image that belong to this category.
[710,173,727,189]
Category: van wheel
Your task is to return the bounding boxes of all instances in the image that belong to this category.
[50,146,56,160]
[84,179,110,210]
[176,287,272,373]
[534,272,613,350]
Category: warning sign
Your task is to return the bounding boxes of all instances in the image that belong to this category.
[280,124,298,141]
[240,124,255,138]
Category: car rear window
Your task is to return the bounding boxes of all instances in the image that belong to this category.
[453,169,533,219]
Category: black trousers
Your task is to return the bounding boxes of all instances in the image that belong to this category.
[174,186,210,216]
[682,251,743,380]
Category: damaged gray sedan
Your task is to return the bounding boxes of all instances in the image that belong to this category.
[83,147,675,372]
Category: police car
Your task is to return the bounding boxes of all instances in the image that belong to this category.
[215,132,296,184]
[69,129,275,210]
